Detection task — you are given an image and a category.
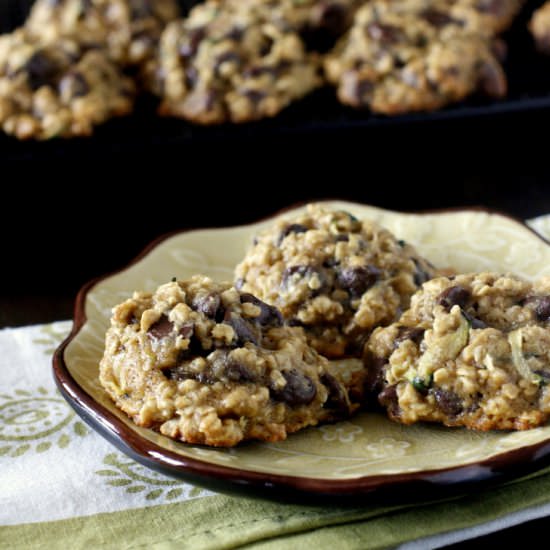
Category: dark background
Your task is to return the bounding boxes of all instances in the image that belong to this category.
[2,2,550,547]
[1,0,550,330]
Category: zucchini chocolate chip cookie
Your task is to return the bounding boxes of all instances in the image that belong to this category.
[366,272,550,431]
[25,0,180,67]
[99,276,360,447]
[235,204,438,358]
[155,0,322,124]
[324,0,507,114]
[0,31,135,139]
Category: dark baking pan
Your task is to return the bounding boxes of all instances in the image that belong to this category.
[2,0,550,163]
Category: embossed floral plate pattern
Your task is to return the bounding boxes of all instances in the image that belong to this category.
[53,202,550,498]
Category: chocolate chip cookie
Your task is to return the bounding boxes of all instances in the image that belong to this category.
[99,276,360,447]
[324,0,507,114]
[530,1,550,54]
[0,30,135,139]
[25,0,180,67]
[235,204,438,358]
[155,0,322,124]
[366,272,550,431]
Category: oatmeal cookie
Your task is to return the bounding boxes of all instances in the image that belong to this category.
[235,204,438,358]
[25,0,180,66]
[366,272,550,431]
[457,0,525,35]
[204,0,363,39]
[324,0,507,114]
[155,0,322,124]
[530,1,550,54]
[99,276,360,447]
[0,30,135,139]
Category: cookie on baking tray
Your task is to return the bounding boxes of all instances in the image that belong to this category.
[0,30,135,139]
[25,0,179,66]
[235,203,439,358]
[366,272,550,431]
[324,0,508,114]
[154,0,322,124]
[99,276,362,447]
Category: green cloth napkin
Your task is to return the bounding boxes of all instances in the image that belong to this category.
[2,214,550,549]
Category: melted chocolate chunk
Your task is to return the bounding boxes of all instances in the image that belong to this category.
[320,373,349,414]
[378,384,400,417]
[25,51,61,90]
[432,388,463,416]
[437,285,470,311]
[524,296,550,322]
[337,266,380,298]
[224,311,258,346]
[277,223,308,245]
[148,315,174,339]
[240,293,283,327]
[395,326,425,347]
[224,361,255,382]
[270,369,317,405]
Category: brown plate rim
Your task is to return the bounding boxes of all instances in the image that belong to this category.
[52,200,550,501]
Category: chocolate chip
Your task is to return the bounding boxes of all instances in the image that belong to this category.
[259,36,274,57]
[277,224,308,245]
[214,51,241,76]
[477,60,506,98]
[178,323,194,339]
[323,257,340,268]
[270,369,317,406]
[432,388,463,416]
[365,354,387,396]
[524,296,550,322]
[354,78,373,101]
[421,9,459,27]
[148,315,174,340]
[315,2,348,35]
[25,52,61,90]
[192,293,221,319]
[240,293,283,327]
[224,361,255,382]
[58,71,90,99]
[395,326,425,347]
[437,285,470,311]
[185,66,199,89]
[335,234,349,242]
[337,266,380,298]
[244,89,266,105]
[413,258,432,286]
[367,23,402,44]
[378,384,400,418]
[224,311,258,346]
[321,373,349,414]
[165,364,190,381]
[226,27,244,41]
[282,265,316,286]
[180,28,206,59]
[461,310,487,329]
[129,0,153,18]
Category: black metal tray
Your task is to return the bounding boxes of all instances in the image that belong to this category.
[2,0,550,162]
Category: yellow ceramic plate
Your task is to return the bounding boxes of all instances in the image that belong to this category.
[53,201,550,499]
